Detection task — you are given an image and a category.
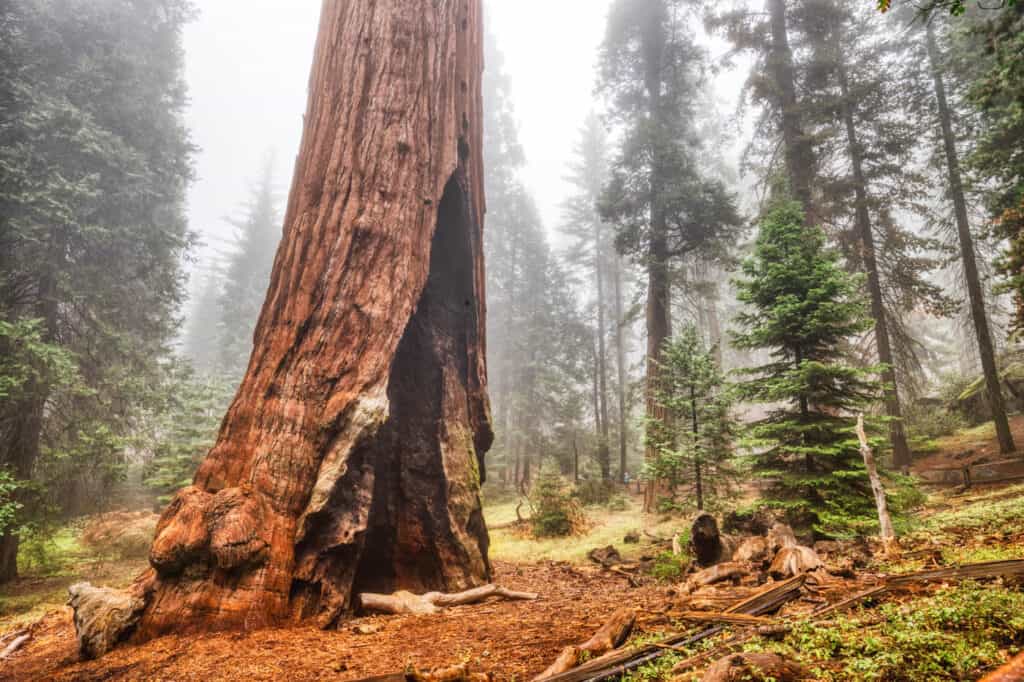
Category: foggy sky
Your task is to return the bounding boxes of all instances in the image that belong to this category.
[182,0,613,274]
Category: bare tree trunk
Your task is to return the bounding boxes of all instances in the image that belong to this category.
[134,0,492,638]
[613,256,629,484]
[836,50,912,469]
[926,21,1015,455]
[856,416,896,549]
[596,225,612,481]
[767,0,815,217]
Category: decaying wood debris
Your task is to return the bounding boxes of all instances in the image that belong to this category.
[701,652,810,682]
[358,584,538,616]
[533,608,636,681]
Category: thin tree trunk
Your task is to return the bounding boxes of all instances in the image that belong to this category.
[596,224,611,481]
[926,21,1015,454]
[691,386,703,512]
[0,225,63,584]
[836,49,912,469]
[767,0,815,217]
[133,0,492,638]
[613,255,629,484]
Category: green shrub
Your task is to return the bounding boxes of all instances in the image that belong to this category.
[650,551,689,581]
[576,478,616,506]
[529,467,586,538]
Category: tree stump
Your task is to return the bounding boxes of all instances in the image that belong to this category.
[129,0,493,640]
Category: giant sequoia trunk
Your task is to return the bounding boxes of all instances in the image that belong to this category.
[135,0,492,638]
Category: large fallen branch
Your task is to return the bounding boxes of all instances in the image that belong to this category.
[533,608,636,681]
[359,584,538,616]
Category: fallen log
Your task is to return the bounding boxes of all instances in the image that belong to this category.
[674,611,775,627]
[768,546,822,579]
[533,607,636,681]
[685,562,749,592]
[359,584,538,616]
[732,536,768,564]
[886,559,1024,587]
[700,652,810,682]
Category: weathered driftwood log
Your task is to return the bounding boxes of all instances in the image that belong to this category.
[732,536,769,564]
[768,545,823,579]
[685,562,749,593]
[692,514,737,567]
[67,582,144,660]
[359,584,537,615]
[105,0,494,644]
[856,415,897,553]
[533,607,636,681]
[701,652,810,682]
[766,523,798,554]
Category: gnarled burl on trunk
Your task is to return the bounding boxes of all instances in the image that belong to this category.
[134,0,492,638]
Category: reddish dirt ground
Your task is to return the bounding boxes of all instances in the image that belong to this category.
[913,414,1024,472]
[0,561,667,681]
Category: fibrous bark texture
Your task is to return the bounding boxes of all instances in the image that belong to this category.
[134,0,492,638]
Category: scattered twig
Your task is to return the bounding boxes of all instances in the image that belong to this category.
[0,632,31,660]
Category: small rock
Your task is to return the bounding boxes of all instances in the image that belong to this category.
[352,623,382,635]
[623,530,640,544]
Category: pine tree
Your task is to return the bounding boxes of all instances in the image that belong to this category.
[142,362,232,505]
[897,7,1016,452]
[483,29,590,489]
[598,0,741,509]
[0,0,195,580]
[648,324,736,512]
[217,156,281,382]
[733,197,881,537]
[967,5,1024,331]
[563,113,615,480]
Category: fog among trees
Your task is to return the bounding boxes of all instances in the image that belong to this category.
[2,1,1024,679]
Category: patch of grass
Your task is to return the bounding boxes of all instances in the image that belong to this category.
[745,582,1024,680]
[0,522,147,630]
[923,484,1024,535]
[487,497,684,564]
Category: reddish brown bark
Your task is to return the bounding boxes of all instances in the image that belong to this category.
[135,0,492,638]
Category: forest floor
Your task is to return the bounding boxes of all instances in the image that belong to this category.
[1,423,1024,681]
